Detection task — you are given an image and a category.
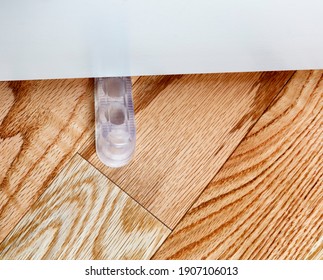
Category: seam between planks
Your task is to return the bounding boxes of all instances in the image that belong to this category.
[77,152,173,232]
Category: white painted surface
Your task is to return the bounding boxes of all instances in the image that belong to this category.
[0,0,322,80]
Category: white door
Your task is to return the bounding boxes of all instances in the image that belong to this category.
[1,0,322,80]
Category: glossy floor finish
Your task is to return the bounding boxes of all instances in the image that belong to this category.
[0,71,322,259]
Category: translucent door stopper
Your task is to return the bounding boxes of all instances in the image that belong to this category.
[95,77,136,168]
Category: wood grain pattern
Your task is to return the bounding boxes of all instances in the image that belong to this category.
[0,155,170,260]
[131,76,140,85]
[0,79,94,243]
[305,237,323,260]
[80,72,294,228]
[153,70,323,260]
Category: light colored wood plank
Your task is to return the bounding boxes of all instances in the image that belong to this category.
[305,237,323,260]
[153,70,323,259]
[80,72,294,228]
[0,154,170,260]
[0,79,94,243]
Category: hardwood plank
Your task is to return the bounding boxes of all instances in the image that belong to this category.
[0,155,170,259]
[153,70,323,259]
[0,79,94,243]
[80,72,294,228]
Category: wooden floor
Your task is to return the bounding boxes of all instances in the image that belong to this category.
[0,71,322,260]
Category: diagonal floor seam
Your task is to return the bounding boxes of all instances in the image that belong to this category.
[77,152,173,232]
